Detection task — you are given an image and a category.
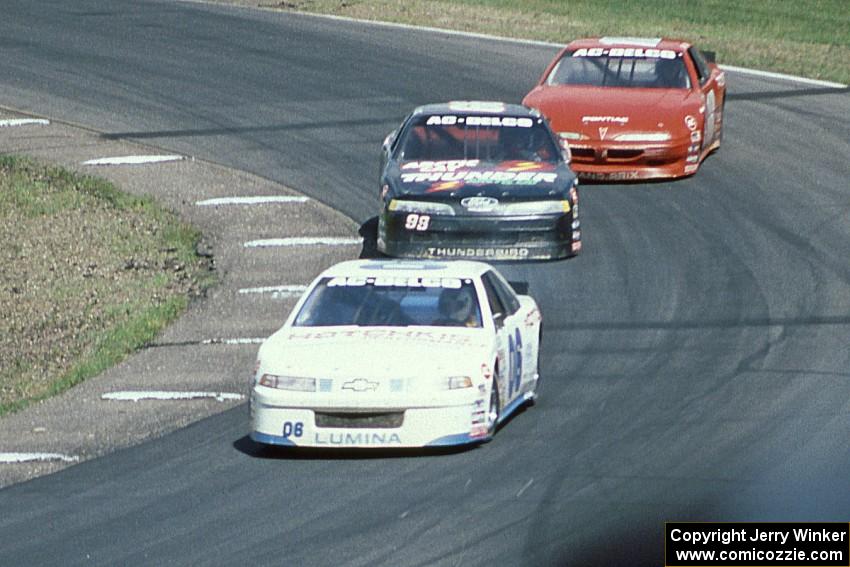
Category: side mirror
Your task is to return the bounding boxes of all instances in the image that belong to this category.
[508,280,529,295]
[559,138,572,164]
[492,310,505,328]
[382,129,397,153]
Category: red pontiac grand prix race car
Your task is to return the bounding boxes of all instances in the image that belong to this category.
[523,37,726,181]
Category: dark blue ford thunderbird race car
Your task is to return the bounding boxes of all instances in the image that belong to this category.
[377,101,581,261]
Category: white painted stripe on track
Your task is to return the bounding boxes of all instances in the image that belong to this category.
[201,337,266,345]
[102,391,244,402]
[718,64,846,88]
[0,452,79,464]
[238,284,308,297]
[0,118,51,127]
[82,155,185,166]
[196,196,310,206]
[303,11,563,48]
[227,6,847,88]
[243,236,362,248]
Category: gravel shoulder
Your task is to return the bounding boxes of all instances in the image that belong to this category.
[0,108,360,487]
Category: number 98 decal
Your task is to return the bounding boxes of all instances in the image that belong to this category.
[404,213,430,231]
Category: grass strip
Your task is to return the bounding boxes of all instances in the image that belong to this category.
[0,155,214,416]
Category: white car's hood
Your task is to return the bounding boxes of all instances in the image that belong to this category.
[259,326,491,381]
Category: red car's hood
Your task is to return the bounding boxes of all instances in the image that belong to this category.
[524,85,700,138]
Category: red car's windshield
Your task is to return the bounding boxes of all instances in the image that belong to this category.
[546,49,690,89]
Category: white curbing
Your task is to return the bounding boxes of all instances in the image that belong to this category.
[0,452,79,464]
[201,337,267,345]
[238,284,308,297]
[101,391,244,402]
[243,236,362,248]
[196,196,310,206]
[0,118,51,127]
[83,155,185,166]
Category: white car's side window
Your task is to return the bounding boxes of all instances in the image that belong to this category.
[486,271,521,316]
[483,272,527,400]
[481,275,507,323]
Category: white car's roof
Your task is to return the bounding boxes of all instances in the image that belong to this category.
[317,259,493,280]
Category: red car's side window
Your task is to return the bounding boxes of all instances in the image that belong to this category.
[688,47,712,86]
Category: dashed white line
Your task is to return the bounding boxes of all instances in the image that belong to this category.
[0,118,51,127]
[243,236,362,248]
[82,155,185,166]
[196,196,310,206]
[238,284,307,298]
[0,452,79,464]
[101,391,244,402]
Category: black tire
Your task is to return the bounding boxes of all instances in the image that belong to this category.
[716,96,726,149]
[486,368,501,436]
[529,325,542,405]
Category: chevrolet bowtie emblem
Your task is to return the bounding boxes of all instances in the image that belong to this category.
[342,378,379,392]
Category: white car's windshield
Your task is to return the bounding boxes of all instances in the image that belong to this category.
[293,276,483,328]
[547,49,690,89]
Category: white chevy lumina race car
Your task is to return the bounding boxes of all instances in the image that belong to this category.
[250,259,542,448]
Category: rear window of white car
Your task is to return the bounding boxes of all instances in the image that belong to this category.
[293,277,483,328]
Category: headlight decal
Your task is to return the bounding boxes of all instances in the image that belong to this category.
[448,376,473,390]
[496,200,571,215]
[613,132,672,142]
[388,199,455,215]
[258,374,317,392]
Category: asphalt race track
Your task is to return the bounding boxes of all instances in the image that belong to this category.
[2,1,850,565]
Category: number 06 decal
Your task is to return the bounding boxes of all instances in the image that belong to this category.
[282,421,303,438]
[404,213,430,231]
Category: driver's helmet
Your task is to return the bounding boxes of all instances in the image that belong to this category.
[500,126,536,160]
[438,287,476,326]
[500,126,528,149]
[656,58,684,87]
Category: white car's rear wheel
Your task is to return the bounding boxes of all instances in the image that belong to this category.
[529,325,542,405]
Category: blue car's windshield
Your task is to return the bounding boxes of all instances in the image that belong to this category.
[396,114,561,163]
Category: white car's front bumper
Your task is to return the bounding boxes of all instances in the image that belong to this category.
[250,386,490,448]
